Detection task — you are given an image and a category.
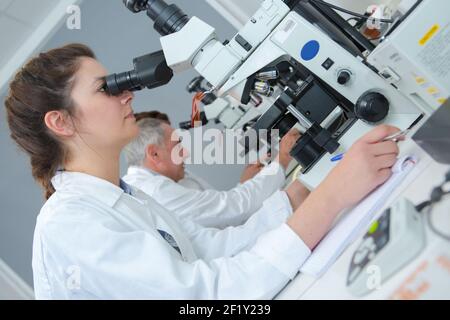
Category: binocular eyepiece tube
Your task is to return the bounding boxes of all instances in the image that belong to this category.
[123,0,189,36]
[103,50,173,96]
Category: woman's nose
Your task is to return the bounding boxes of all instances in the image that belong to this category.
[120,90,134,105]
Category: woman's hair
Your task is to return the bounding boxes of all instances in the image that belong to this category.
[5,43,95,199]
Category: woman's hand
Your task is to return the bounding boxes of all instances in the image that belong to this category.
[287,125,402,250]
[319,125,401,210]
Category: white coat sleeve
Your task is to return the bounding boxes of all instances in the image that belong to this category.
[151,161,286,229]
[174,190,295,261]
[41,212,310,299]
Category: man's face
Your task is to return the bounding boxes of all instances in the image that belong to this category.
[152,124,189,182]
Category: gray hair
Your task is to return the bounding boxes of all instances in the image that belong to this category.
[124,118,167,167]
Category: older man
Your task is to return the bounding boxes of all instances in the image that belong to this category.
[133,111,265,190]
[123,112,310,228]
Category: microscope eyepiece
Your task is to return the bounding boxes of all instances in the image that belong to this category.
[147,0,189,36]
[103,50,173,96]
[123,0,189,36]
[104,71,141,96]
[123,0,149,13]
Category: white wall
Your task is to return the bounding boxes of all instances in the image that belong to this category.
[0,258,33,300]
[0,0,83,92]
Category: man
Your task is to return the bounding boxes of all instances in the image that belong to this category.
[134,111,268,191]
[123,112,310,228]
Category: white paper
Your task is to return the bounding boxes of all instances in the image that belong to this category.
[300,155,419,277]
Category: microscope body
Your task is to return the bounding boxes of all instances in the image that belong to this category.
[125,0,428,189]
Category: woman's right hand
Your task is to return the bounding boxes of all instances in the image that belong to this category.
[287,125,403,250]
[319,125,401,211]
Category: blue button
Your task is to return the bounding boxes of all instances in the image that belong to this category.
[301,40,320,61]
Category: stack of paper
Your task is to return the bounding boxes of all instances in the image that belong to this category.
[300,156,419,277]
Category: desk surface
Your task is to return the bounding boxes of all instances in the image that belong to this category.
[277,139,450,300]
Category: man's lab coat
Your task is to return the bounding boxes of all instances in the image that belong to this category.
[122,162,286,228]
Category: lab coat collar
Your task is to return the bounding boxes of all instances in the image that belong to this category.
[127,165,162,179]
[51,171,131,207]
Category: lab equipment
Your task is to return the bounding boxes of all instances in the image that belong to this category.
[415,169,450,241]
[103,50,173,95]
[413,100,450,165]
[368,0,450,113]
[105,0,450,188]
[346,198,426,297]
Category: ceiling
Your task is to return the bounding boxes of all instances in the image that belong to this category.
[0,0,81,92]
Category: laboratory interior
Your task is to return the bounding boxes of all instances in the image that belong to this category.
[0,0,449,300]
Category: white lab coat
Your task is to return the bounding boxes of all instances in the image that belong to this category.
[178,169,212,191]
[32,171,311,299]
[123,162,286,228]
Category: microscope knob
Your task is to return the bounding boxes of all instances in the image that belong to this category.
[355,92,390,123]
[337,69,352,85]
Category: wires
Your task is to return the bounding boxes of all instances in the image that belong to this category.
[311,0,395,23]
[425,200,450,241]
[191,92,205,128]
[416,173,450,241]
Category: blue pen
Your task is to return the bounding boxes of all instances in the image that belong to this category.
[331,153,344,162]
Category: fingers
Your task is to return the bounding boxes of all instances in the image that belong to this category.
[248,162,264,168]
[280,129,300,150]
[360,125,401,144]
[287,128,301,137]
[283,128,300,135]
[376,168,393,185]
[281,129,301,142]
[374,153,398,170]
[370,141,400,157]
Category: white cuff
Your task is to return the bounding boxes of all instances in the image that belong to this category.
[260,162,286,186]
[262,190,294,222]
[252,223,311,280]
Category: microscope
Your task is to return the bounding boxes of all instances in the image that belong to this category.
[104,0,431,189]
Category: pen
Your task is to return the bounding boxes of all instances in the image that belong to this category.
[331,153,344,162]
[381,129,410,142]
[331,129,410,162]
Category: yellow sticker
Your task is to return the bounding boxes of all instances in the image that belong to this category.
[427,87,439,95]
[438,98,448,105]
[419,24,440,46]
[415,77,426,85]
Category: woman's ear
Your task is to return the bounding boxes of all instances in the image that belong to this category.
[44,110,75,137]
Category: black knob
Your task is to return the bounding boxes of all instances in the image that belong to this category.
[355,92,390,123]
[337,70,351,85]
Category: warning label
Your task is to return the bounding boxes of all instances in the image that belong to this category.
[417,23,450,82]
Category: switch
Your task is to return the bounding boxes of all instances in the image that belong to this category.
[337,69,352,85]
[235,34,252,52]
[322,58,334,70]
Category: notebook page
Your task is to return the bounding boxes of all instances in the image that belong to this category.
[300,156,419,277]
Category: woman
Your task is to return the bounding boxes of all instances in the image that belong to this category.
[5,44,400,299]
